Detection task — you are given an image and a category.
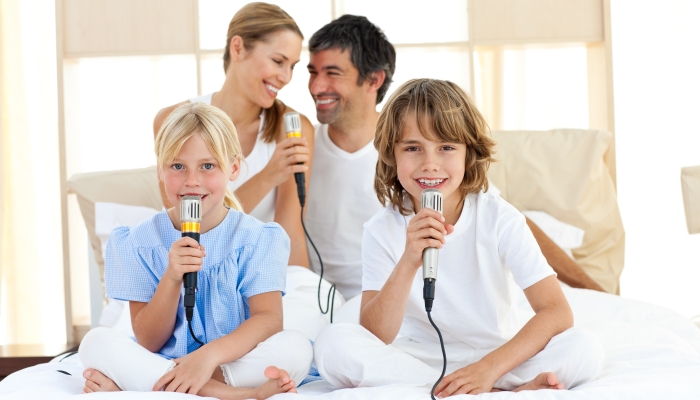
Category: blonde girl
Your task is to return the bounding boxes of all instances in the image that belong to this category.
[154,2,343,337]
[79,102,312,399]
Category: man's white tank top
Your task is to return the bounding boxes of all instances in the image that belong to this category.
[189,93,277,223]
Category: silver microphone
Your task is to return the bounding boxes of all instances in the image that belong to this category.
[421,189,443,312]
[283,111,306,207]
[421,189,443,281]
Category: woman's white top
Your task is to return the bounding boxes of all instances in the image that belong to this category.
[189,93,277,223]
[362,190,555,349]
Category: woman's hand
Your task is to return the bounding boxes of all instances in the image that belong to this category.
[262,137,310,187]
[152,347,219,394]
[163,237,206,285]
[399,208,454,270]
[433,360,499,397]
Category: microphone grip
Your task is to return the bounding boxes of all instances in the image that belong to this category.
[423,247,439,280]
[294,171,306,207]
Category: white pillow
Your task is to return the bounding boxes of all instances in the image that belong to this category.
[522,210,585,258]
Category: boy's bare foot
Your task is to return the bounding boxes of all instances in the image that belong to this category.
[82,368,121,393]
[512,372,565,392]
[251,366,297,399]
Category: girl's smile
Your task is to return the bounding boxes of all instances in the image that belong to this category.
[162,132,239,233]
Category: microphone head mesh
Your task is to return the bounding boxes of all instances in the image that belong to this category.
[283,112,302,134]
[421,189,443,215]
[180,195,202,223]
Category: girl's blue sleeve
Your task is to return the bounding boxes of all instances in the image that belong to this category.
[104,226,159,303]
[237,223,289,299]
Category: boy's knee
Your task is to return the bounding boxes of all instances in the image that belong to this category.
[314,323,371,366]
[555,328,605,384]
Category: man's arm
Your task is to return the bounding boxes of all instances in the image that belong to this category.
[525,218,605,292]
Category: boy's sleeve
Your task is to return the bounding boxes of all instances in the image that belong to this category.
[497,206,556,290]
[105,226,159,303]
[238,223,289,299]
[361,227,397,292]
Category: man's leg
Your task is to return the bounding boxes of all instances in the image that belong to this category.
[283,266,345,341]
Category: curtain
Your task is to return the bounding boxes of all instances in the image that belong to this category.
[0,0,66,345]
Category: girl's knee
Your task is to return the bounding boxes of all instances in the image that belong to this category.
[79,327,121,367]
[277,329,313,360]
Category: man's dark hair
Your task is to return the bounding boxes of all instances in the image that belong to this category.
[309,15,396,104]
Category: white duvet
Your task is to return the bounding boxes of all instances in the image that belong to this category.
[2,286,700,399]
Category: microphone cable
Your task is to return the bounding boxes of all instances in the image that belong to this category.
[284,110,336,322]
[300,206,336,323]
[187,315,205,348]
[425,300,446,400]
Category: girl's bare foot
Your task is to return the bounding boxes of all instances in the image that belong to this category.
[82,368,121,393]
[512,372,565,392]
[251,366,297,399]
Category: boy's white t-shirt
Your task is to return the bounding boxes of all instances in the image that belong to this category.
[362,190,555,349]
[305,124,383,299]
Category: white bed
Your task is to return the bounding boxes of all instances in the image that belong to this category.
[2,285,700,399]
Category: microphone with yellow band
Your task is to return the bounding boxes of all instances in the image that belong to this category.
[181,195,201,325]
[283,111,306,207]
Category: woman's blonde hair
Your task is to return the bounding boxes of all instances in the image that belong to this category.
[374,79,496,215]
[155,102,243,211]
[222,2,303,143]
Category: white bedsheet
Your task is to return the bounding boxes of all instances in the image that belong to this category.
[2,286,700,399]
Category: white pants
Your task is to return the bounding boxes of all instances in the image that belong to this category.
[283,266,345,341]
[314,323,604,391]
[79,327,312,392]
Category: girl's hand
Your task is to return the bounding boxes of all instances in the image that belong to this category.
[433,360,499,397]
[164,237,206,285]
[152,347,219,394]
[400,208,454,270]
[263,137,310,187]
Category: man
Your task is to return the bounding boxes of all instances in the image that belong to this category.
[304,16,604,298]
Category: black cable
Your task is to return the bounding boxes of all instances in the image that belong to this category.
[300,206,336,323]
[427,310,447,400]
[188,318,205,347]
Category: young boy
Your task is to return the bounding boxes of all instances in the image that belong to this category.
[313,79,604,397]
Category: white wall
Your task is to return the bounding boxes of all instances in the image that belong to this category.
[613,0,700,318]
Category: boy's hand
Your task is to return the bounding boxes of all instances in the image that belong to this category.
[153,346,219,394]
[400,208,454,270]
[164,237,206,285]
[433,360,499,397]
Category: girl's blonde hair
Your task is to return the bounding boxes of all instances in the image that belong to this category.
[222,2,303,144]
[155,102,243,211]
[374,78,496,215]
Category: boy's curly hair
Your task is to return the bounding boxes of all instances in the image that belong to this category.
[374,79,496,215]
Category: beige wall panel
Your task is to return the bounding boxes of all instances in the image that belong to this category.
[62,0,195,56]
[472,0,603,44]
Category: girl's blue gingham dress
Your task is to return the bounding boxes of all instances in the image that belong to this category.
[105,209,289,359]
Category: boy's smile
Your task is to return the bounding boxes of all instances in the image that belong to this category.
[394,114,466,225]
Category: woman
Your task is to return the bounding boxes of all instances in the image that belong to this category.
[153,2,342,340]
